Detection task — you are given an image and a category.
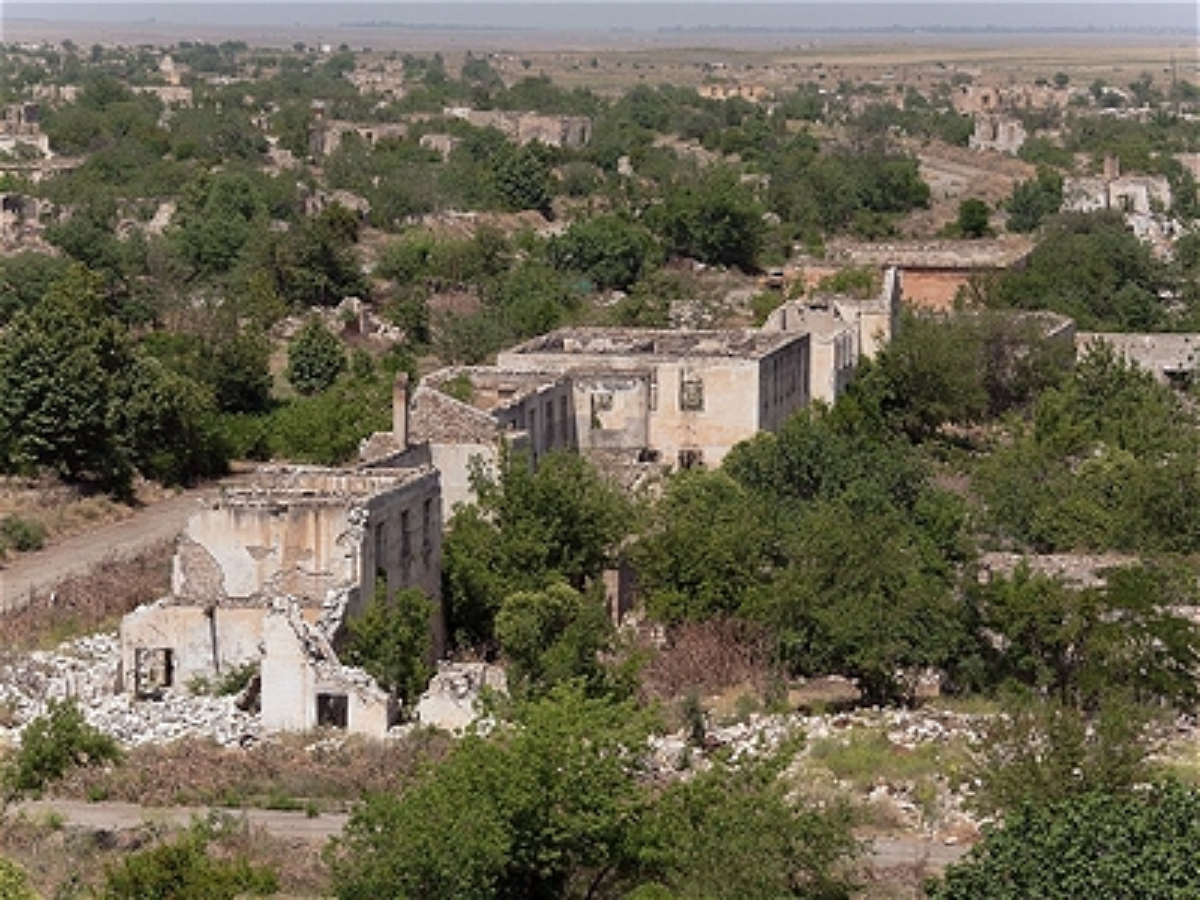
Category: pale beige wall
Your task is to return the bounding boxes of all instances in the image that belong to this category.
[174,503,360,603]
[573,375,651,452]
[119,605,277,694]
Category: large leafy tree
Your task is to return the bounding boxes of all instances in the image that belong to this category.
[443,449,635,647]
[652,166,766,270]
[0,266,228,494]
[545,214,659,292]
[928,781,1200,900]
[0,267,137,489]
[328,687,860,900]
[975,342,1200,552]
[327,687,655,900]
[958,563,1200,714]
[171,170,267,280]
[494,582,618,698]
[630,470,779,623]
[987,211,1171,331]
[344,581,434,708]
[285,316,346,395]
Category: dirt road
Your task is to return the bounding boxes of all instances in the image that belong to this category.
[0,491,207,613]
[0,469,267,613]
[13,799,971,872]
[14,799,348,842]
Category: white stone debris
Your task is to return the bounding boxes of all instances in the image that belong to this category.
[0,633,260,749]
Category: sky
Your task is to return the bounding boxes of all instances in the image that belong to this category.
[2,1,1197,34]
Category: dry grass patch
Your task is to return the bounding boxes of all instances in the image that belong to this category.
[1,541,173,652]
[0,809,331,899]
[53,730,452,811]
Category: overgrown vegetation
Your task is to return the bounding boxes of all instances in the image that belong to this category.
[5,33,1200,900]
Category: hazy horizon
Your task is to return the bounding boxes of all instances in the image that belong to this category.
[4,2,1197,35]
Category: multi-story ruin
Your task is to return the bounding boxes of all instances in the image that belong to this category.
[119,466,443,735]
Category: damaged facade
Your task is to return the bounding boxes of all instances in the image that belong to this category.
[364,328,812,519]
[761,266,901,404]
[969,115,1028,155]
[119,466,443,735]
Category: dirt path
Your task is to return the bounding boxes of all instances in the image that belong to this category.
[0,474,258,613]
[12,799,971,871]
[13,799,347,842]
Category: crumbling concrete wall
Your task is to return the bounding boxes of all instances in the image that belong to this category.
[969,115,1027,154]
[1077,332,1200,385]
[173,497,367,604]
[260,601,394,734]
[495,329,812,469]
[121,465,446,718]
[415,662,507,731]
[119,604,271,697]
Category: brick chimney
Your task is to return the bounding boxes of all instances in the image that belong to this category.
[392,372,409,449]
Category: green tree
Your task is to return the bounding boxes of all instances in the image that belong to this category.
[101,817,278,900]
[492,143,554,215]
[0,252,71,325]
[545,215,658,292]
[641,746,860,900]
[954,198,991,238]
[631,470,778,623]
[443,449,635,647]
[3,699,122,804]
[763,489,966,705]
[344,581,434,708]
[285,317,346,395]
[967,694,1156,816]
[974,342,1200,552]
[266,372,391,465]
[1006,166,1065,233]
[0,267,136,490]
[653,167,765,270]
[988,211,1169,331]
[927,781,1200,900]
[327,686,656,900]
[118,356,228,486]
[172,170,267,279]
[495,582,617,697]
[959,563,1200,714]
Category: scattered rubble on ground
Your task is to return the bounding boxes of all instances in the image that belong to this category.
[0,633,260,749]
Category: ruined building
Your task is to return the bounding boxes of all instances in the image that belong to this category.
[969,115,1028,155]
[120,466,443,734]
[760,267,901,404]
[0,103,50,158]
[364,328,812,518]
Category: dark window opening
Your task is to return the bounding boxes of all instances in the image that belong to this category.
[134,648,174,699]
[679,373,705,411]
[678,449,705,470]
[317,693,349,729]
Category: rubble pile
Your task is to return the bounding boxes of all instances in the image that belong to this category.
[0,633,260,749]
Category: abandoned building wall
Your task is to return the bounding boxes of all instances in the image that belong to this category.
[969,114,1027,154]
[493,377,578,460]
[427,442,498,520]
[756,336,812,433]
[118,604,274,696]
[1077,332,1200,385]
[260,604,394,734]
[649,357,769,469]
[572,374,652,452]
[496,329,813,469]
[173,500,365,605]
[761,303,857,405]
[349,467,445,657]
